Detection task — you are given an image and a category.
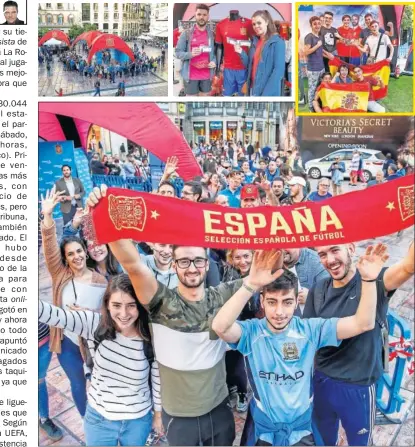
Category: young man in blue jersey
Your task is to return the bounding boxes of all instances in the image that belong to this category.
[212,245,389,446]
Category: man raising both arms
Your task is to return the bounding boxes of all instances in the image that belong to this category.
[213,245,390,446]
[87,185,240,446]
[304,241,414,446]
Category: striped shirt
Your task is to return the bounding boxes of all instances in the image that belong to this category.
[39,300,161,421]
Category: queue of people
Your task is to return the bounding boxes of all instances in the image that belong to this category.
[39,37,166,97]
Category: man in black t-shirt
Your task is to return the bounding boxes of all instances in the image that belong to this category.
[304,242,414,446]
[319,11,342,72]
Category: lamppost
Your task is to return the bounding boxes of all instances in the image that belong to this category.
[240,113,246,142]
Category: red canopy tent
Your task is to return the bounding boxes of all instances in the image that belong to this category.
[38,30,70,47]
[87,34,135,63]
[38,103,202,181]
[72,30,102,48]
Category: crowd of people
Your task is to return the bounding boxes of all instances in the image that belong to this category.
[175,4,290,97]
[87,145,151,180]
[39,38,166,97]
[38,139,414,446]
[301,11,395,112]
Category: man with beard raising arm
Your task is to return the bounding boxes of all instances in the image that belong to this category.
[303,242,415,446]
[87,185,240,446]
[213,245,389,446]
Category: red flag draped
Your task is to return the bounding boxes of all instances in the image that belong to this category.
[329,57,390,100]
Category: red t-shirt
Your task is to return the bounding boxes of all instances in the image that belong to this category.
[215,17,254,70]
[251,38,265,85]
[189,28,210,81]
[355,76,379,101]
[173,28,181,47]
[336,26,362,58]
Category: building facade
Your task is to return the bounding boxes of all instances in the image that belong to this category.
[183,103,292,147]
[38,3,81,30]
[80,3,151,37]
[150,3,168,38]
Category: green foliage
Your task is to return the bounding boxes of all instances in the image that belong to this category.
[67,24,98,40]
[38,27,50,38]
[401,5,413,31]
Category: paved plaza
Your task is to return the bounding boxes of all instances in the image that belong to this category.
[38,45,168,97]
[38,182,414,446]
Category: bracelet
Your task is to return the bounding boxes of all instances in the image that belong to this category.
[242,282,257,294]
[361,278,377,283]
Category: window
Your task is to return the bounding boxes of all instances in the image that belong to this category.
[82,4,91,21]
[103,23,109,30]
[94,13,98,20]
[113,23,118,29]
[322,151,346,162]
[104,3,109,9]
[93,3,98,12]
[114,13,119,19]
[57,3,63,10]
[57,14,63,25]
[104,12,109,20]
[46,3,52,8]
[114,3,118,11]
[38,14,41,24]
[46,14,52,24]
[68,14,74,25]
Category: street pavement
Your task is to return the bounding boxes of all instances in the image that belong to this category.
[38,45,168,97]
[38,181,414,446]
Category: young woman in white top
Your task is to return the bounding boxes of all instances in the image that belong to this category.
[39,273,163,446]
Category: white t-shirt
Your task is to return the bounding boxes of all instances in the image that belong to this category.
[366,33,391,62]
[64,178,76,206]
[61,280,106,345]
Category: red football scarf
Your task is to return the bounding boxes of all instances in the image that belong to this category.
[83,176,414,249]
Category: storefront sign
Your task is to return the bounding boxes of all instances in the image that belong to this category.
[227,121,238,130]
[193,121,205,130]
[210,121,223,130]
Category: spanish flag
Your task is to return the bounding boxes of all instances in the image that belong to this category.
[329,57,390,100]
[318,82,370,113]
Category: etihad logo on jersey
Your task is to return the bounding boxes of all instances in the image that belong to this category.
[259,371,304,383]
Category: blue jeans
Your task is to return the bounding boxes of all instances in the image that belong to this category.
[84,404,152,446]
[39,342,52,419]
[57,336,87,416]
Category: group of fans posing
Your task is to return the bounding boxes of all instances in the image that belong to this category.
[38,144,414,446]
[302,11,395,113]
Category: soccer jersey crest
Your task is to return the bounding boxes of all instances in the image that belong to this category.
[282,342,299,361]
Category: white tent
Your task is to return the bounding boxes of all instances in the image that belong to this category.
[42,37,67,46]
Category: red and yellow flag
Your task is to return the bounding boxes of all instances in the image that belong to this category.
[329,57,390,100]
[318,81,370,113]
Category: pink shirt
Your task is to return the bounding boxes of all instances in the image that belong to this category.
[189,28,210,81]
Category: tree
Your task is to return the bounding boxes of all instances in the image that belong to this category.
[84,24,99,32]
[38,27,50,39]
[402,5,413,31]
[68,24,84,40]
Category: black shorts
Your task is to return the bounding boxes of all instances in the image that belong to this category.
[184,79,212,95]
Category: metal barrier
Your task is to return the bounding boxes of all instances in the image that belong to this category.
[91,175,152,192]
[91,175,184,196]
[376,310,413,419]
